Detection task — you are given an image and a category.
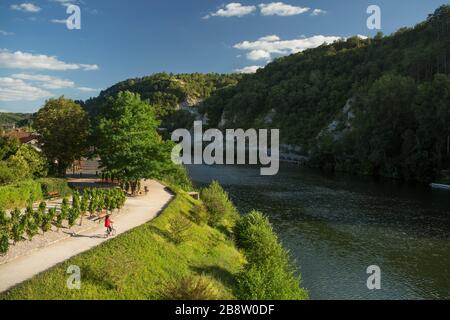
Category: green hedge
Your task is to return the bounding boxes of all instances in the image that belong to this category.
[0,178,71,209]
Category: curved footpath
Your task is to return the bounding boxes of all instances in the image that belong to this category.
[0,180,173,293]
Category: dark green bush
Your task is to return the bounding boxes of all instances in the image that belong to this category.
[0,230,9,255]
[200,181,239,229]
[234,211,308,300]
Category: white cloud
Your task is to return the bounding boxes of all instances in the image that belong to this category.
[233,66,262,74]
[50,19,67,24]
[0,49,99,71]
[0,77,52,101]
[11,73,75,89]
[10,3,41,12]
[0,30,14,36]
[204,3,257,19]
[259,2,309,16]
[311,9,327,16]
[247,49,271,61]
[234,34,342,60]
[258,35,280,42]
[77,87,102,92]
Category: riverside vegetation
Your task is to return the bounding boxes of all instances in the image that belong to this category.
[1,181,308,300]
[0,88,307,300]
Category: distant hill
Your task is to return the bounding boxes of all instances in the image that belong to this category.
[0,112,33,128]
[84,72,242,118]
[199,5,450,182]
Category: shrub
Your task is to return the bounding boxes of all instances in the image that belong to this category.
[167,215,192,244]
[161,275,220,300]
[0,230,9,255]
[0,208,10,229]
[10,208,25,243]
[200,181,239,228]
[234,211,308,300]
[72,191,80,211]
[68,207,80,228]
[25,204,38,240]
[41,208,55,233]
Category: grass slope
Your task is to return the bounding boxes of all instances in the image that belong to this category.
[1,191,244,299]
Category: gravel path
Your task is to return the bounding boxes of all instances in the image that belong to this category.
[0,180,173,293]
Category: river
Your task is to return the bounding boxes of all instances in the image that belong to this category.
[187,164,450,300]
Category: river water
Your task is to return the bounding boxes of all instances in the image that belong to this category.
[187,164,450,300]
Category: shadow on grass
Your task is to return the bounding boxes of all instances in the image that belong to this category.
[191,265,237,290]
[81,265,118,291]
[147,225,177,244]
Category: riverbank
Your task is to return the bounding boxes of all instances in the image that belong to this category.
[1,188,245,299]
[187,163,450,299]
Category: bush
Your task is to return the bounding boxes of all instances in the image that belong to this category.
[234,211,308,300]
[200,181,239,228]
[0,230,9,255]
[161,275,220,300]
[0,180,43,210]
[25,204,38,240]
[167,215,192,244]
[10,208,25,243]
[0,208,10,229]
[68,207,80,228]
[41,208,55,233]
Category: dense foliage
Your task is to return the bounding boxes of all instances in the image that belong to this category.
[234,211,308,300]
[84,73,241,124]
[200,181,240,231]
[0,113,32,128]
[200,5,450,182]
[95,91,191,193]
[0,137,48,185]
[34,97,90,176]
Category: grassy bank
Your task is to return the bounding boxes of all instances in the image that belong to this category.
[1,182,308,300]
[1,190,245,299]
[0,178,72,210]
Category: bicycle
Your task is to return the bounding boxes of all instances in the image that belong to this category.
[105,225,117,238]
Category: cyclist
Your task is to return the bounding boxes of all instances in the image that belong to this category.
[105,214,114,237]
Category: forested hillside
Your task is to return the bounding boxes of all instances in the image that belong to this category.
[200,5,450,182]
[0,113,32,128]
[83,73,241,119]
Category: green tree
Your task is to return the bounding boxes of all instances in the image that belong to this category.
[95,91,175,194]
[34,97,89,176]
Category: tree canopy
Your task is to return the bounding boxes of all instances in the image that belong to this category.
[95,91,182,191]
[34,97,89,176]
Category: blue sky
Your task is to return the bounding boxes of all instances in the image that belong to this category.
[0,0,448,113]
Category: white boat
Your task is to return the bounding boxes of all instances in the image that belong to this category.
[430,183,450,190]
